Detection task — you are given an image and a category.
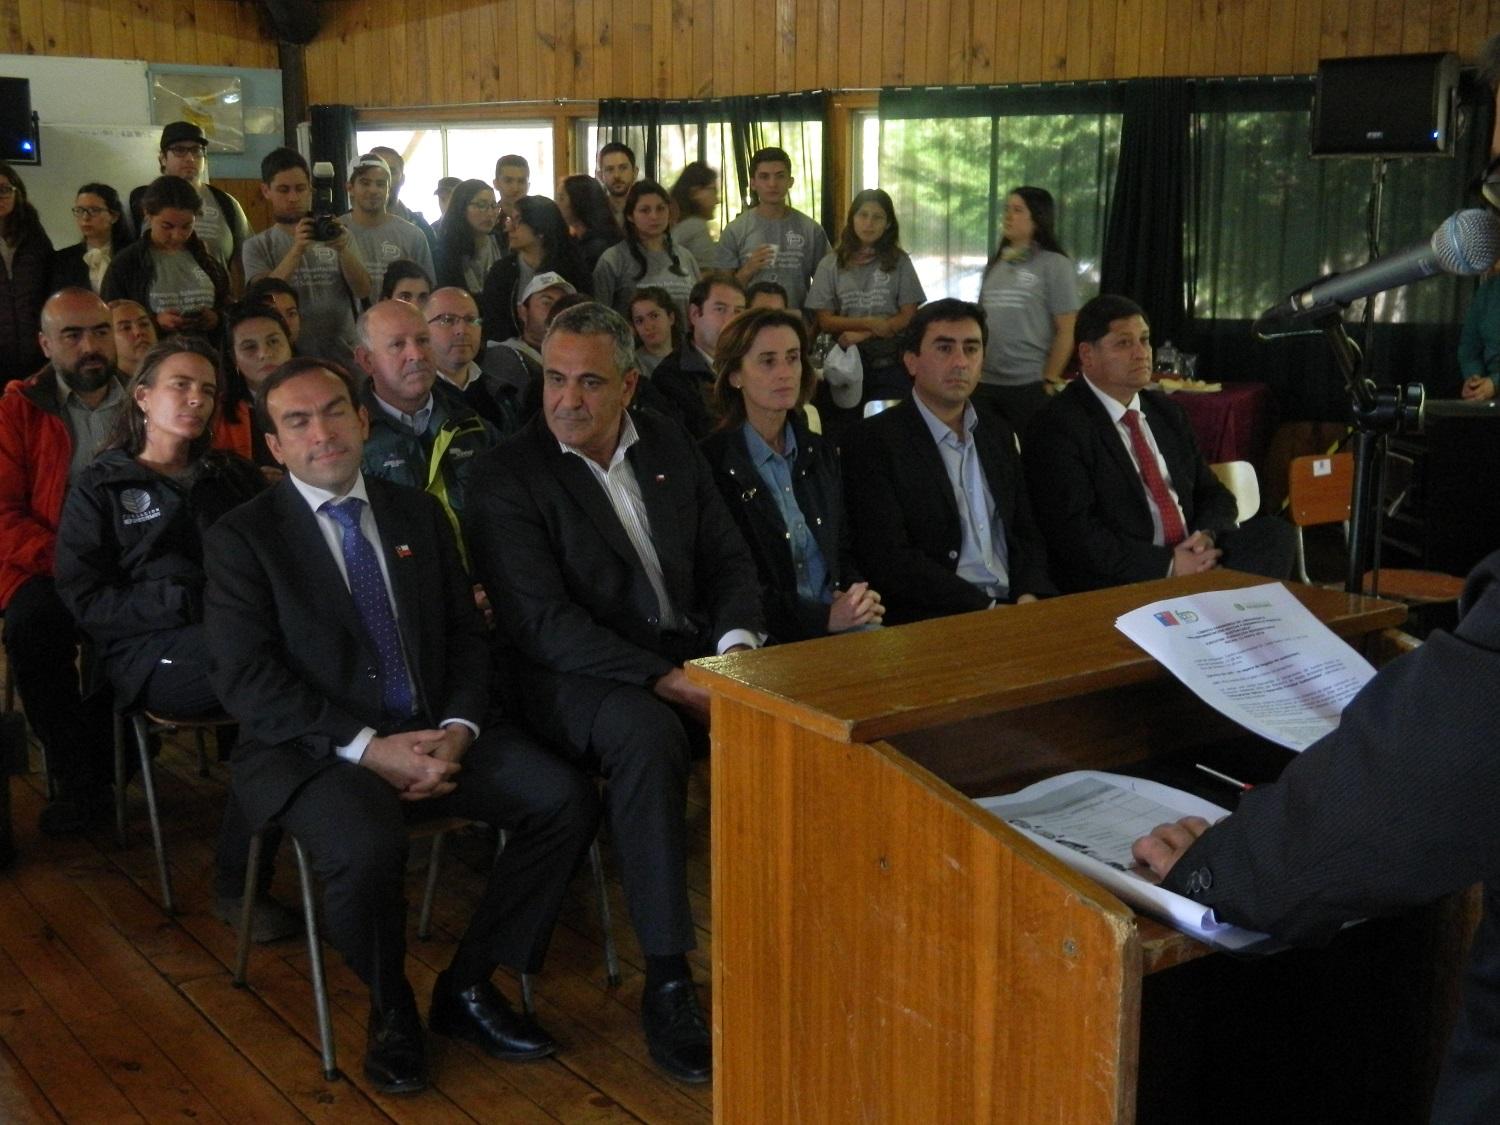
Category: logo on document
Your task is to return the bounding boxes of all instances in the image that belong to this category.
[1154,611,1181,627]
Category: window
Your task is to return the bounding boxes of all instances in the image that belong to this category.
[355,122,557,226]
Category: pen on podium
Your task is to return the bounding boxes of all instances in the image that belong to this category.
[1195,763,1254,792]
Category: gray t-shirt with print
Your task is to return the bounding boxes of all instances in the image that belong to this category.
[806,250,926,367]
[242,225,358,367]
[341,212,436,298]
[148,249,216,316]
[712,207,830,310]
[593,242,701,320]
[978,247,1079,387]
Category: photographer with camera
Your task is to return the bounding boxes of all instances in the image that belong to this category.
[241,147,370,369]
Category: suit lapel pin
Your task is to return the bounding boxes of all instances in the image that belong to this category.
[394,544,413,558]
[654,473,667,484]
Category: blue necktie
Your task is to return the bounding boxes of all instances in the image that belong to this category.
[322,497,415,719]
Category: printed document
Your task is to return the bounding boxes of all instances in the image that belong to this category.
[1115,582,1376,751]
[976,772,1271,952]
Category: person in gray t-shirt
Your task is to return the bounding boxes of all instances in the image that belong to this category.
[712,147,829,312]
[341,153,435,301]
[976,186,1081,436]
[806,188,926,400]
[240,147,371,369]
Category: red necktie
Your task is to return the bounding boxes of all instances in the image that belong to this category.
[1121,409,1187,548]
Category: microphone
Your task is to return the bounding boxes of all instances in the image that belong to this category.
[1257,208,1500,325]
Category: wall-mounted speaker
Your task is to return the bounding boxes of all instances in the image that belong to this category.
[1312,53,1459,158]
[0,78,40,164]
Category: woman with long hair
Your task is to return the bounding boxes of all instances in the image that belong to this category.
[976,185,1080,434]
[0,161,55,384]
[101,175,230,338]
[54,336,291,937]
[213,301,292,476]
[806,188,925,402]
[480,194,591,343]
[592,180,700,319]
[53,182,130,294]
[433,178,501,294]
[557,173,621,271]
[628,286,683,377]
[701,308,883,643]
[668,161,720,266]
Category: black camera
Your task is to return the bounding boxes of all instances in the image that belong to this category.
[310,160,342,241]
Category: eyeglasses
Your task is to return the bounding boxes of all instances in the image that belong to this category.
[0,185,15,198]
[71,206,111,218]
[165,144,206,158]
[467,200,497,212]
[428,313,483,328]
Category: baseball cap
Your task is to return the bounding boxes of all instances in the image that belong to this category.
[160,121,208,150]
[348,152,392,179]
[435,176,461,194]
[520,271,577,304]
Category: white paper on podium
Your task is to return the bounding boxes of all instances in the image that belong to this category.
[1115,582,1376,752]
[975,771,1271,952]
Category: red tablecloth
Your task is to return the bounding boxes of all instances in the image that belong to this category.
[1163,381,1272,468]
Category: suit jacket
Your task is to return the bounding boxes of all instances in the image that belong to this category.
[464,409,763,742]
[203,474,489,826]
[1163,551,1500,1118]
[1023,378,1238,593]
[650,344,717,440]
[841,397,1056,625]
[701,414,861,644]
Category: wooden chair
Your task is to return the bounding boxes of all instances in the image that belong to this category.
[113,709,237,914]
[1287,452,1466,606]
[1209,460,1261,526]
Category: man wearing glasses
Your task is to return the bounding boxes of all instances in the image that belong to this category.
[427,287,521,435]
[129,121,249,281]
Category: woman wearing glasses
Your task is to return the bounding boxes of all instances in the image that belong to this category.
[434,179,502,295]
[480,194,590,343]
[0,162,54,386]
[53,183,130,294]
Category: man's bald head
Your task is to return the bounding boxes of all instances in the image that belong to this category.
[39,288,117,394]
[355,299,436,414]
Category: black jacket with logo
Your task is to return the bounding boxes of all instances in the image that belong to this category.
[54,447,264,707]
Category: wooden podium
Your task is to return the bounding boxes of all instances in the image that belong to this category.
[689,571,1468,1123]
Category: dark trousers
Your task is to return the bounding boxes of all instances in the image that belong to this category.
[1219,513,1298,581]
[2,576,113,792]
[522,676,699,957]
[262,725,599,1007]
[1432,888,1500,1122]
[125,625,278,901]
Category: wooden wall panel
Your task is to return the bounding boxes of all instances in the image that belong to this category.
[5,1,1500,106]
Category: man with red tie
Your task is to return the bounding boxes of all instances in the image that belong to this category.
[1022,294,1294,593]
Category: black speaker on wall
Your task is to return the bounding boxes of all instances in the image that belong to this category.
[1312,52,1459,158]
[0,77,40,164]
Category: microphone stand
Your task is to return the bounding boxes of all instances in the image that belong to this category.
[1311,309,1424,597]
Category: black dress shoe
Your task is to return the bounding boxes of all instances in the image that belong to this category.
[428,971,557,1061]
[364,1001,429,1095]
[641,978,711,1083]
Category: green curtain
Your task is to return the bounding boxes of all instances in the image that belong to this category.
[599,92,830,237]
[878,84,1122,304]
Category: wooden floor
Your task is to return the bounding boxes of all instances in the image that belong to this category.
[0,715,715,1124]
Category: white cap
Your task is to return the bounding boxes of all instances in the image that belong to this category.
[519,271,577,304]
[821,345,864,409]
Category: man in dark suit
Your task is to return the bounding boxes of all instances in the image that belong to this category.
[464,301,764,1085]
[650,272,747,438]
[1133,551,1500,1122]
[842,298,1056,625]
[204,357,599,1095]
[1023,294,1294,593]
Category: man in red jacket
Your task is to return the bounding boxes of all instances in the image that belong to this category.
[0,288,127,834]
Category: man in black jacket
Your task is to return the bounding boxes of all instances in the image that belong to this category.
[464,301,764,1085]
[842,298,1056,625]
[1022,294,1294,592]
[651,273,747,438]
[204,357,598,1095]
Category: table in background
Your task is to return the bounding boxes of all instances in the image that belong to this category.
[1158,380,1272,469]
